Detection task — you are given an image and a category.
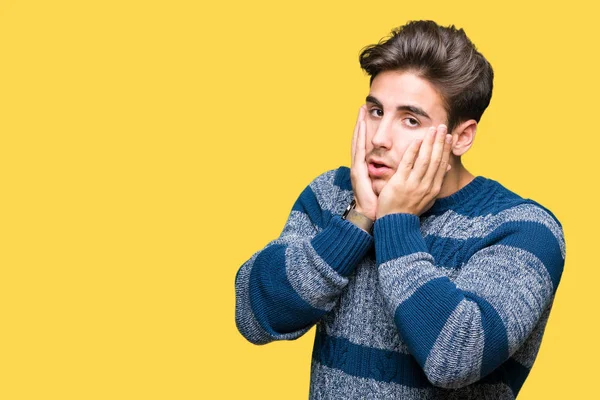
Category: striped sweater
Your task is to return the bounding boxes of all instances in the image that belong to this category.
[234,166,566,399]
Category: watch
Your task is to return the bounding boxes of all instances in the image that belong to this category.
[342,199,374,235]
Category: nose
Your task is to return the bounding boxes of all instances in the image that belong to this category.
[371,118,393,149]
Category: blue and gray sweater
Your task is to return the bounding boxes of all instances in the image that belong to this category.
[235,166,566,399]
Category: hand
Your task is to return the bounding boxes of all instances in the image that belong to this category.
[350,105,377,221]
[376,125,453,218]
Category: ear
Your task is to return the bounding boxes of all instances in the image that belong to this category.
[450,120,477,157]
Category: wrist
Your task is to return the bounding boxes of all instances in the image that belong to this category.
[376,210,410,219]
[342,200,375,235]
[376,205,415,219]
[354,202,376,221]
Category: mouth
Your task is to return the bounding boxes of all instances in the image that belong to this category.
[367,160,393,178]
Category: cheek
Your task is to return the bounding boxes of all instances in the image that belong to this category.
[366,119,377,132]
[391,145,408,163]
[395,133,426,160]
[365,120,377,144]
[364,133,375,153]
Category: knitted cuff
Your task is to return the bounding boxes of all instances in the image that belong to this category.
[311,215,373,276]
[374,213,428,265]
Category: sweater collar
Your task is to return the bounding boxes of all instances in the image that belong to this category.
[423,175,489,215]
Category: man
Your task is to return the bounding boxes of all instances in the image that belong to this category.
[234,20,565,399]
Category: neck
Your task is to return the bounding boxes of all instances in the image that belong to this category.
[438,160,475,199]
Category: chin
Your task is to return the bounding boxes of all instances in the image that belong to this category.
[371,179,387,196]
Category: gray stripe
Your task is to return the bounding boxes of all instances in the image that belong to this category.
[309,168,355,216]
[309,359,515,399]
[286,242,350,310]
[320,260,411,354]
[309,169,337,213]
[455,244,554,355]
[309,359,426,400]
[378,252,439,312]
[511,302,553,368]
[281,210,320,239]
[333,187,354,215]
[234,253,311,344]
[420,204,565,258]
[425,299,484,388]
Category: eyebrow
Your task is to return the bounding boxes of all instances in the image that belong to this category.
[365,95,432,120]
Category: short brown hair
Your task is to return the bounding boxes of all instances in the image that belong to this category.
[359,20,494,134]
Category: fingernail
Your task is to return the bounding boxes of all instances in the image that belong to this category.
[445,134,452,144]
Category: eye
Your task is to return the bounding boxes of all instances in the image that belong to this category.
[369,108,383,118]
[404,117,420,127]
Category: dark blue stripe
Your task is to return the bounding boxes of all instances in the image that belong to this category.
[310,215,374,276]
[312,331,530,392]
[480,357,530,396]
[312,331,431,388]
[423,235,478,267]
[291,185,332,229]
[249,244,325,334]
[333,166,353,191]
[394,278,463,367]
[502,357,531,396]
[424,220,563,291]
[463,291,509,378]
[491,220,564,291]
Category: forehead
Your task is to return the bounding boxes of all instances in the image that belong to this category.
[369,70,447,118]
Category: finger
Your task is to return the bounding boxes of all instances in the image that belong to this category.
[407,126,437,185]
[360,104,367,118]
[356,120,367,170]
[422,125,448,184]
[431,132,453,191]
[351,106,366,166]
[397,137,423,181]
[351,119,359,166]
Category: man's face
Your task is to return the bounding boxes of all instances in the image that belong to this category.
[365,70,450,195]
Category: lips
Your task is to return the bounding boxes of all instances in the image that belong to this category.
[367,159,393,178]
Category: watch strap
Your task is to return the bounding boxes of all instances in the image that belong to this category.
[346,208,374,234]
[342,199,374,235]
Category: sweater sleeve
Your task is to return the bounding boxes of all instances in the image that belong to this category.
[235,169,373,345]
[373,206,565,389]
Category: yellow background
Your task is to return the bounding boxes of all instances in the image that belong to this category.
[1,0,597,398]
